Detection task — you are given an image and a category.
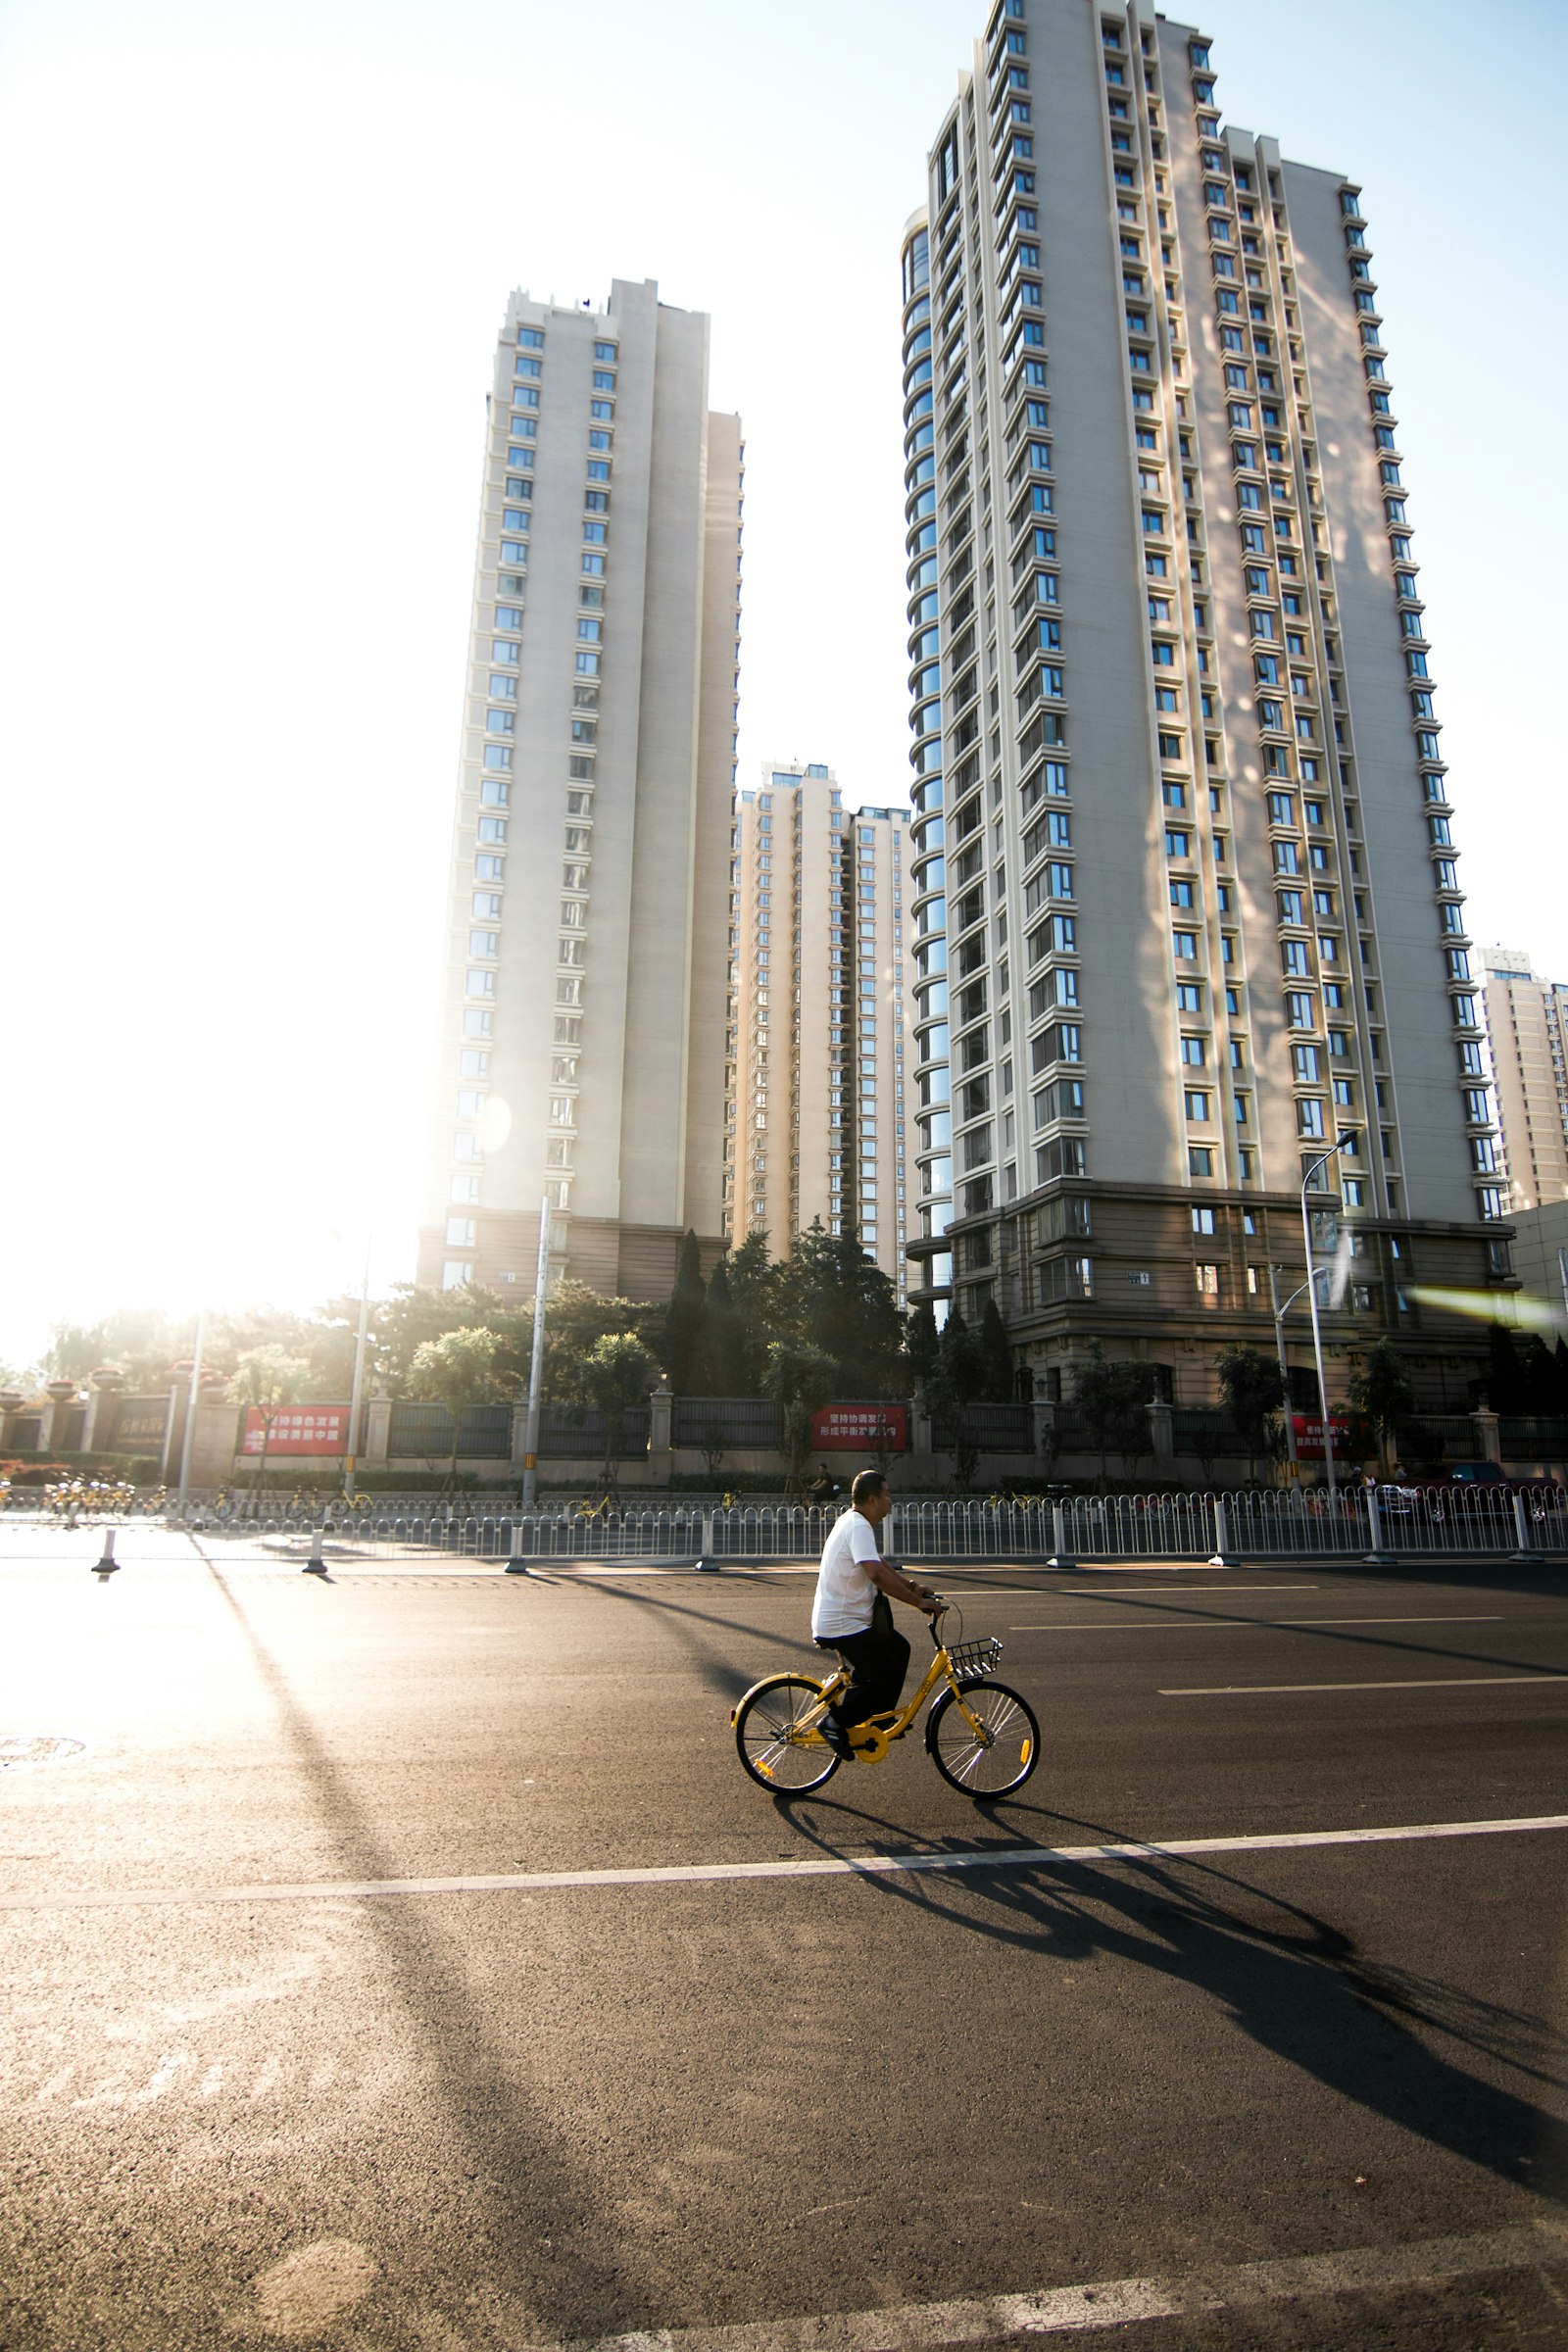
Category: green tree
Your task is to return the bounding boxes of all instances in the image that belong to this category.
[376,1284,519,1394]
[48,1307,194,1392]
[1482,1323,1525,1415]
[579,1333,659,1494]
[722,1230,780,1396]
[777,1219,906,1397]
[977,1299,1014,1404]
[763,1338,839,1495]
[407,1326,506,1492]
[905,1299,941,1398]
[540,1282,659,1404]
[930,1309,986,1493]
[1348,1339,1417,1476]
[226,1346,310,1513]
[704,1258,749,1396]
[1215,1346,1285,1484]
[661,1232,708,1396]
[1073,1347,1149,1491]
[1517,1335,1562,1416]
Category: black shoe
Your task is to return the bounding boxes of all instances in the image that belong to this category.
[815,1713,855,1757]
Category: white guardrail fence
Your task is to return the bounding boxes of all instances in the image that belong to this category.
[4,1487,1566,1563]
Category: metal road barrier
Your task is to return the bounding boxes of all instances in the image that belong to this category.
[1,1485,1564,1564]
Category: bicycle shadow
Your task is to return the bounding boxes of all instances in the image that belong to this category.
[774,1790,1568,2196]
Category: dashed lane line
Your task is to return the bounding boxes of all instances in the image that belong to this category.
[1162,1674,1568,1695]
[3,1813,1566,1914]
[547,2222,1568,2349]
[1011,1613,1504,1630]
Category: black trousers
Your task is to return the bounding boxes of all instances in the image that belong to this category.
[816,1611,911,1731]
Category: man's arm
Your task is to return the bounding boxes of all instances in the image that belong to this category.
[868,1558,942,1612]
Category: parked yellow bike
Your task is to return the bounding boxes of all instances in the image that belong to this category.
[732,1603,1038,1799]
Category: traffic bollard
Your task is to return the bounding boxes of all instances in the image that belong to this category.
[1048,1500,1075,1571]
[93,1528,120,1574]
[302,1521,329,1575]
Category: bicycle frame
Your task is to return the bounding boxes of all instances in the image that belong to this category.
[812,1631,985,1765]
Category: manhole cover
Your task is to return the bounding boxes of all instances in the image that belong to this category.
[0,1736,87,1771]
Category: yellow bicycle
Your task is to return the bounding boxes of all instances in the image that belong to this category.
[732,1603,1038,1799]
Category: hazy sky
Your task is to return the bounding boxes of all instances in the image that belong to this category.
[1,0,1562,1366]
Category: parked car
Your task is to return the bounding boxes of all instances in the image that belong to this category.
[1447,1463,1563,1500]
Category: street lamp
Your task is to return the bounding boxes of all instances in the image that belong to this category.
[1267,1264,1312,1478]
[1300,1131,1359,1502]
[520,1192,552,1510]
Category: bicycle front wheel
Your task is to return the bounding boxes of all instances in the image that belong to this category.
[926,1680,1039,1797]
[734,1676,842,1792]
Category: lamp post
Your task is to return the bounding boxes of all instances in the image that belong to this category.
[520,1193,552,1509]
[1300,1131,1359,1503]
[1267,1264,1311,1477]
[343,1239,372,1498]
[175,1307,207,1508]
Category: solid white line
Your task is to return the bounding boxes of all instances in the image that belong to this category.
[4,1814,1566,1915]
[548,2223,1568,2350]
[1020,1608,1504,1627]
[1162,1675,1568,1696]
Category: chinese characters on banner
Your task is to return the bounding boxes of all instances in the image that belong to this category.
[808,1405,907,1454]
[241,1406,350,1457]
[1291,1413,1358,1462]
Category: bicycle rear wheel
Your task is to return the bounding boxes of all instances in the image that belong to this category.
[926,1679,1039,1797]
[734,1675,843,1792]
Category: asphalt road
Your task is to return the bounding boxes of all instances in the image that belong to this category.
[2,1530,1566,2350]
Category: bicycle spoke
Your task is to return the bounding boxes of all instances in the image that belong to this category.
[927,1679,1039,1797]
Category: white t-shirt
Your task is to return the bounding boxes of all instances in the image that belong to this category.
[811,1509,883,1641]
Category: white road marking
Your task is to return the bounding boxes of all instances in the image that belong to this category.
[4,1814,1566,1914]
[548,2222,1568,2349]
[1062,1584,1321,1593]
[1011,1613,1503,1631]
[1163,1675,1568,1695]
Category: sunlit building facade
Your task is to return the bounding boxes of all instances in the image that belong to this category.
[900,0,1511,1402]
[726,765,915,1300]
[417,279,742,1301]
[1483,948,1568,1212]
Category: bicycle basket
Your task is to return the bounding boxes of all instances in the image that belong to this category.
[948,1635,1004,1683]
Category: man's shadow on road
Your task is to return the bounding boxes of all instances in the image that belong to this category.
[775,1788,1568,2199]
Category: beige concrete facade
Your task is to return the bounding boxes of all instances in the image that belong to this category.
[900,1,1512,1407]
[416,280,742,1302]
[725,767,916,1297]
[1501,1199,1568,1348]
[1483,948,1568,1213]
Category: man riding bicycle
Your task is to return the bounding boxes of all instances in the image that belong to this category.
[811,1470,942,1756]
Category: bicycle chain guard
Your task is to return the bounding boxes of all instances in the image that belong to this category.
[847,1713,901,1765]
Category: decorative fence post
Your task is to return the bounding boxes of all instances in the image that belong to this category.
[1511,1491,1534,1562]
[1209,1496,1238,1567]
[1363,1484,1393,1566]
[1050,1501,1075,1571]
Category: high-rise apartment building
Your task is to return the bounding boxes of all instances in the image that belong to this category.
[725,766,915,1297]
[1483,949,1568,1212]
[900,0,1510,1403]
[417,280,742,1302]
